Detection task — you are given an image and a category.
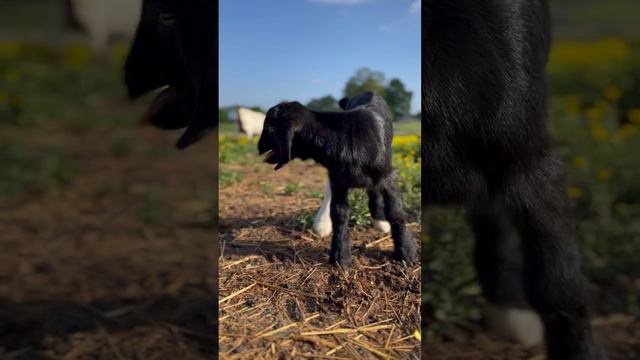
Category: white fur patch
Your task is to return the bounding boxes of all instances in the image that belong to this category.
[372,219,391,233]
[312,182,332,237]
[482,303,544,348]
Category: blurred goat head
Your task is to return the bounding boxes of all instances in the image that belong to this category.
[125,0,215,149]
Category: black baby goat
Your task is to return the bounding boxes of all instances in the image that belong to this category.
[258,92,417,268]
[424,0,604,359]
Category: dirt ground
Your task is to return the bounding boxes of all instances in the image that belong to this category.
[0,126,216,359]
[218,161,422,359]
[426,313,640,360]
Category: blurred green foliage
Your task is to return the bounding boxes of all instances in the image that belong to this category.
[0,142,74,196]
[0,41,139,128]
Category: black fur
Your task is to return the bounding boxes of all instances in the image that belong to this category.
[423,1,604,358]
[125,0,215,149]
[258,92,417,268]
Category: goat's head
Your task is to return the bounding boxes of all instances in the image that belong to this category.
[258,102,306,171]
[125,0,214,149]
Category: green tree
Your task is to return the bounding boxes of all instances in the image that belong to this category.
[219,109,229,123]
[385,78,413,121]
[343,67,386,98]
[307,95,341,112]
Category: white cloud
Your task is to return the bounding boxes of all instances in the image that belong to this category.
[310,0,373,5]
[378,24,394,31]
[409,0,420,15]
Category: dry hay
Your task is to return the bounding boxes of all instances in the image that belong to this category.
[219,162,421,359]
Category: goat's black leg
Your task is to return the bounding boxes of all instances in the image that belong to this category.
[329,180,351,268]
[468,207,543,347]
[381,175,417,263]
[367,190,386,222]
[367,190,391,232]
[512,158,604,359]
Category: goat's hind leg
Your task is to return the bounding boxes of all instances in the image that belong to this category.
[381,176,417,263]
[329,180,352,268]
[513,158,604,359]
[468,207,543,347]
[367,190,391,233]
[313,182,333,237]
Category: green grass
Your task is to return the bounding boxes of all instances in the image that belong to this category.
[393,120,421,135]
[283,182,303,195]
[0,41,143,129]
[219,169,243,187]
[136,184,172,226]
[219,120,237,134]
[0,142,75,196]
[0,1,58,35]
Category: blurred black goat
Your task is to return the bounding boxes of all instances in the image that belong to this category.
[258,92,417,268]
[423,1,604,359]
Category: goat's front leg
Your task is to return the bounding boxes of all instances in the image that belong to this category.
[329,180,351,268]
[381,174,417,263]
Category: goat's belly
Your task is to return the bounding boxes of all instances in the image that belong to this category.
[423,163,487,205]
[328,168,378,189]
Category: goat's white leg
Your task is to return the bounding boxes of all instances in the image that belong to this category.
[482,302,544,348]
[313,182,332,237]
[372,219,391,233]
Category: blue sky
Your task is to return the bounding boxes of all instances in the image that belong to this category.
[219,0,421,113]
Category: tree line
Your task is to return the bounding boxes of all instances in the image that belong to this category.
[222,67,415,122]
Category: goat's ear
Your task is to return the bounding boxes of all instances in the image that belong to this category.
[274,124,294,171]
[338,97,349,110]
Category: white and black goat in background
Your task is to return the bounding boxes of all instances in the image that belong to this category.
[60,0,142,54]
[424,0,605,359]
[258,92,417,268]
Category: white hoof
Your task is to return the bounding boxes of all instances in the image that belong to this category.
[482,303,544,348]
[313,217,332,237]
[372,219,391,233]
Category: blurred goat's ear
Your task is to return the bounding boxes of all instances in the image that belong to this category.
[338,97,349,110]
[274,124,294,171]
[125,0,164,99]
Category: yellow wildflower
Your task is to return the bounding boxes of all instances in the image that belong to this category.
[616,124,638,141]
[572,156,588,168]
[596,169,612,182]
[590,122,608,142]
[628,108,640,124]
[564,95,581,115]
[603,86,622,102]
[567,186,583,199]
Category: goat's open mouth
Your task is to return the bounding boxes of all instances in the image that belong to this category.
[141,86,189,129]
[263,150,278,164]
